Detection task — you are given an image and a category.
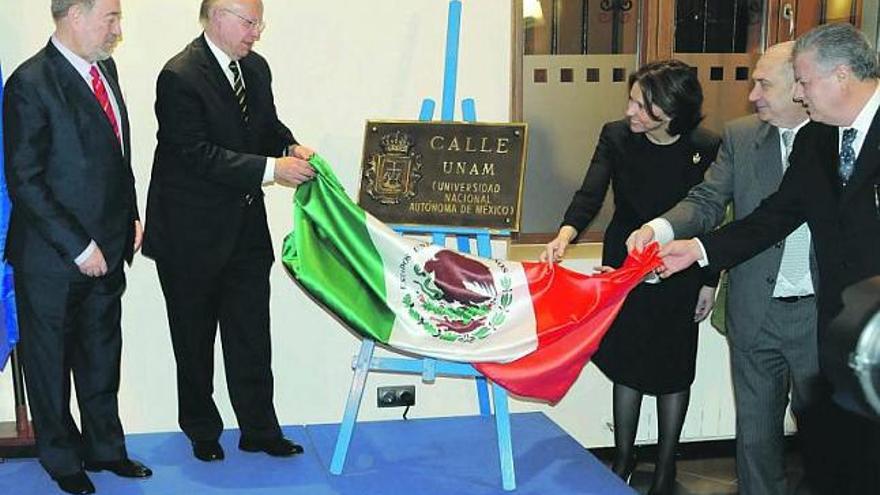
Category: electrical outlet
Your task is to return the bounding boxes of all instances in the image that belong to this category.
[377,385,415,408]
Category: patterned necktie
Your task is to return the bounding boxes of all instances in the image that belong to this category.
[89,65,120,143]
[839,128,857,185]
[776,128,812,294]
[781,129,795,171]
[228,61,249,124]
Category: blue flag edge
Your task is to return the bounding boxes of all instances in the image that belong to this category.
[0,63,20,371]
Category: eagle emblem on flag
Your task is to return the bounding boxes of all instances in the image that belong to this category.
[400,246,513,343]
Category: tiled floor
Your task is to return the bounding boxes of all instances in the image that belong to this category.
[620,452,805,495]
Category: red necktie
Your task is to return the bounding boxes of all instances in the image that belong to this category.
[89,65,121,143]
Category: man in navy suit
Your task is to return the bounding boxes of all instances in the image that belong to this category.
[143,0,315,463]
[3,0,150,493]
[658,23,880,494]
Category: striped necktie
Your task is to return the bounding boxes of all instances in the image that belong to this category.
[228,61,249,124]
[89,65,120,143]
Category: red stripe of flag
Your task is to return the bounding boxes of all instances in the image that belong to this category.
[476,244,662,403]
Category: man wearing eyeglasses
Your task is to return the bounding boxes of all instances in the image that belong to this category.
[143,0,315,463]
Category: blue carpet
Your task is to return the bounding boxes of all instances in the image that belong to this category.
[0,412,634,494]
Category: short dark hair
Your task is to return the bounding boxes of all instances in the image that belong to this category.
[793,23,879,80]
[628,59,704,136]
[51,0,95,20]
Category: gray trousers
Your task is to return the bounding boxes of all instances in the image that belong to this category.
[730,297,819,495]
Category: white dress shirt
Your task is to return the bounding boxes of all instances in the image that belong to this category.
[839,81,880,158]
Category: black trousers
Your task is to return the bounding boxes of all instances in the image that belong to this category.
[16,268,128,478]
[155,212,281,443]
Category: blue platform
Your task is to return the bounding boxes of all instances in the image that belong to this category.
[0,413,635,494]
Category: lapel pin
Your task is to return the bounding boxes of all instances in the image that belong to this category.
[692,152,701,164]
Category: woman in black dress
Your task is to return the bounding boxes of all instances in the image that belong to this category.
[541,60,719,494]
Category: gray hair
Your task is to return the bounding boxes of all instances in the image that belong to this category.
[199,0,223,25]
[794,23,879,80]
[51,0,95,20]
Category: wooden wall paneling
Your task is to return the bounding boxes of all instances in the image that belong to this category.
[642,0,675,63]
[796,0,824,36]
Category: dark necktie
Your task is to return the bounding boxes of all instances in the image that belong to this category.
[228,61,249,124]
[839,128,857,185]
[89,65,120,143]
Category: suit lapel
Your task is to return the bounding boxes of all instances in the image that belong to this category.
[752,121,783,195]
[194,36,245,125]
[45,42,122,156]
[841,109,880,203]
[96,59,128,158]
[807,123,843,196]
[239,56,258,108]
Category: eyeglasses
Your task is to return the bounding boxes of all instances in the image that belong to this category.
[221,8,266,33]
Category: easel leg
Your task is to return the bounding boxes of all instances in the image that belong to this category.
[492,382,516,491]
[473,232,493,418]
[330,339,375,474]
[475,377,491,416]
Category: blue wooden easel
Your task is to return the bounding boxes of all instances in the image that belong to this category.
[329,2,516,490]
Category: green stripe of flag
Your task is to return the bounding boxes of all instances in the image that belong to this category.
[282,155,395,342]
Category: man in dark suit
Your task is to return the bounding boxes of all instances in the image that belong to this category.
[658,23,880,494]
[142,0,315,462]
[2,0,151,493]
[627,42,819,495]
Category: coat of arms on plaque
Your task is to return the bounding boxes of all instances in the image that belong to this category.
[363,131,423,205]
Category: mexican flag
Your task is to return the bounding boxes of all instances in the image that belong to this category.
[282,155,661,403]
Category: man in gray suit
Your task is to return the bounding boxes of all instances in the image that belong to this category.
[627,42,819,495]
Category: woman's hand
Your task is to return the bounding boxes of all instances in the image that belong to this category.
[540,226,578,264]
[693,285,717,322]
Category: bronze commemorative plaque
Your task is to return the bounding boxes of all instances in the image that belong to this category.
[357,120,528,232]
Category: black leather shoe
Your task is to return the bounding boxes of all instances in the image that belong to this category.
[192,440,225,462]
[84,458,152,478]
[238,436,304,457]
[54,471,95,495]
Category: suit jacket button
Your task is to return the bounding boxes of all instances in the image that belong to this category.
[775,242,783,249]
[766,277,775,285]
